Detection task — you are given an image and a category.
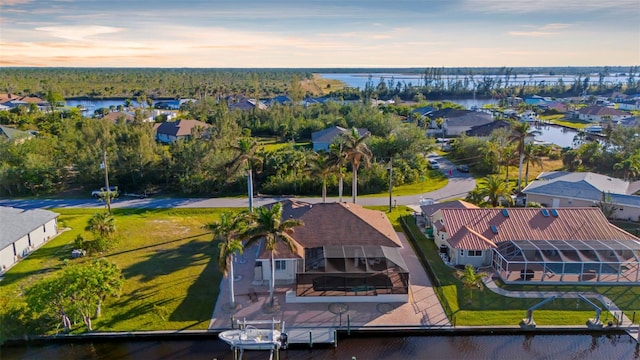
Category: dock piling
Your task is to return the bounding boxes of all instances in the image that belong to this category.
[309,331,313,348]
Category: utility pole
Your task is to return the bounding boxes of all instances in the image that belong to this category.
[103,150,111,213]
[388,158,393,213]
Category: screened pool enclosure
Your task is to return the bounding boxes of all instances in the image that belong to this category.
[295,245,410,296]
[492,239,640,284]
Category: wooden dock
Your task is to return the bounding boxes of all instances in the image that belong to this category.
[286,327,336,347]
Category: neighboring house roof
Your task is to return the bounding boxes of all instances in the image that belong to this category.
[311,126,369,144]
[523,171,640,208]
[420,200,478,218]
[438,208,638,250]
[0,207,59,250]
[154,119,209,138]
[228,98,267,111]
[257,200,401,260]
[429,109,493,134]
[411,106,434,117]
[466,120,511,137]
[0,94,20,103]
[577,105,629,117]
[0,125,37,141]
[264,95,292,106]
[102,111,135,123]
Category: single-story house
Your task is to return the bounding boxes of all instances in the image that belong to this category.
[426,108,493,137]
[0,125,37,142]
[521,171,640,221]
[616,99,640,111]
[431,207,640,284]
[102,111,135,124]
[228,98,267,111]
[311,126,369,152]
[253,200,409,303]
[465,120,511,138]
[419,200,478,226]
[0,207,59,273]
[154,119,210,143]
[575,105,630,123]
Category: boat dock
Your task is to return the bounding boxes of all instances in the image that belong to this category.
[627,326,640,344]
[286,327,336,347]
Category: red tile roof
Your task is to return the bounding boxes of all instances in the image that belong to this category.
[439,208,638,250]
[257,200,401,259]
[578,105,629,116]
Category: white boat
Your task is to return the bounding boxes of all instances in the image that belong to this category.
[219,326,283,351]
[585,125,603,133]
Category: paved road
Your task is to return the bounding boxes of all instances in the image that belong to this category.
[0,154,475,210]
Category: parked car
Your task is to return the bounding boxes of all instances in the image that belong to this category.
[428,159,440,169]
[457,164,469,173]
[91,186,120,199]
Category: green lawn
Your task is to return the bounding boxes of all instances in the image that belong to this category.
[399,213,640,326]
[0,208,232,340]
[542,115,590,129]
[361,170,448,198]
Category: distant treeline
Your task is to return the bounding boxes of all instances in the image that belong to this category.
[1,66,638,103]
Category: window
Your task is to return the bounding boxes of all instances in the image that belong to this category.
[43,224,46,232]
[275,260,287,271]
[468,250,482,257]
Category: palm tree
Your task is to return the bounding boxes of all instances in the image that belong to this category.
[341,128,373,203]
[509,121,541,192]
[85,211,116,240]
[227,138,262,213]
[328,142,347,202]
[242,203,303,308]
[522,143,544,187]
[204,211,246,309]
[456,264,487,304]
[305,151,334,203]
[479,175,513,207]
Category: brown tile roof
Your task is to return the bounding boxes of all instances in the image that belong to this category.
[439,208,639,250]
[578,105,629,116]
[257,200,401,259]
[155,119,209,137]
[102,111,134,123]
[0,94,20,103]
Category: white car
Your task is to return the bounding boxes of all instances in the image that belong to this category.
[91,186,120,199]
[428,159,440,169]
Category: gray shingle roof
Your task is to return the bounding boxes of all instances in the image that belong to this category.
[522,172,640,207]
[0,207,59,250]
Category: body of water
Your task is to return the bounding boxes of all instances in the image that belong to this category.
[319,72,628,90]
[533,124,583,149]
[2,334,638,360]
[65,99,152,113]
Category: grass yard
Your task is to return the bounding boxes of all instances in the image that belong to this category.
[0,208,234,339]
[542,115,591,130]
[361,170,448,198]
[399,213,640,326]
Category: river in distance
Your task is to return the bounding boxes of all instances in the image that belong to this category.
[2,333,638,360]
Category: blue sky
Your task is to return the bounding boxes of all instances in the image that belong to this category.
[1,0,639,67]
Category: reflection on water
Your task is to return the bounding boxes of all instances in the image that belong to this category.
[3,334,639,360]
[533,124,583,148]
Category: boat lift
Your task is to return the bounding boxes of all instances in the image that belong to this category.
[577,294,603,329]
[520,296,557,329]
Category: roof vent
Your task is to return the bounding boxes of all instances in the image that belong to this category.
[490,225,498,234]
[550,209,559,217]
[502,209,509,217]
[541,209,549,217]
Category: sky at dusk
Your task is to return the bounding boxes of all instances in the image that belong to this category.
[1,0,639,68]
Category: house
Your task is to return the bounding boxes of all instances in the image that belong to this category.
[616,99,640,111]
[521,171,640,221]
[419,200,478,227]
[426,108,493,137]
[1,95,49,111]
[154,119,210,143]
[0,207,59,273]
[228,98,267,111]
[264,95,292,106]
[311,126,369,152]
[102,111,135,124]
[253,201,410,303]
[575,105,630,123]
[465,120,511,138]
[0,125,37,142]
[431,207,640,284]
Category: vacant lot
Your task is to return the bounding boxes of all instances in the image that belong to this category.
[0,208,234,339]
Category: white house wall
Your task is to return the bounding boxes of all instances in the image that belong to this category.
[0,245,15,272]
[256,258,297,285]
[0,218,58,274]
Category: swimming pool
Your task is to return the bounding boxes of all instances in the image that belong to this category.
[544,263,619,274]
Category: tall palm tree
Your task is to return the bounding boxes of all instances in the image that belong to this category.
[341,128,373,203]
[328,142,347,202]
[522,143,544,187]
[509,121,541,192]
[242,203,303,308]
[204,211,246,309]
[456,264,487,304]
[305,151,334,203]
[479,175,513,207]
[227,138,262,212]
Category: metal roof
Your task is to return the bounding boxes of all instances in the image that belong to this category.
[0,206,59,250]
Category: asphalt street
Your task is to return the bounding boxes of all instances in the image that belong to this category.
[0,154,475,210]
